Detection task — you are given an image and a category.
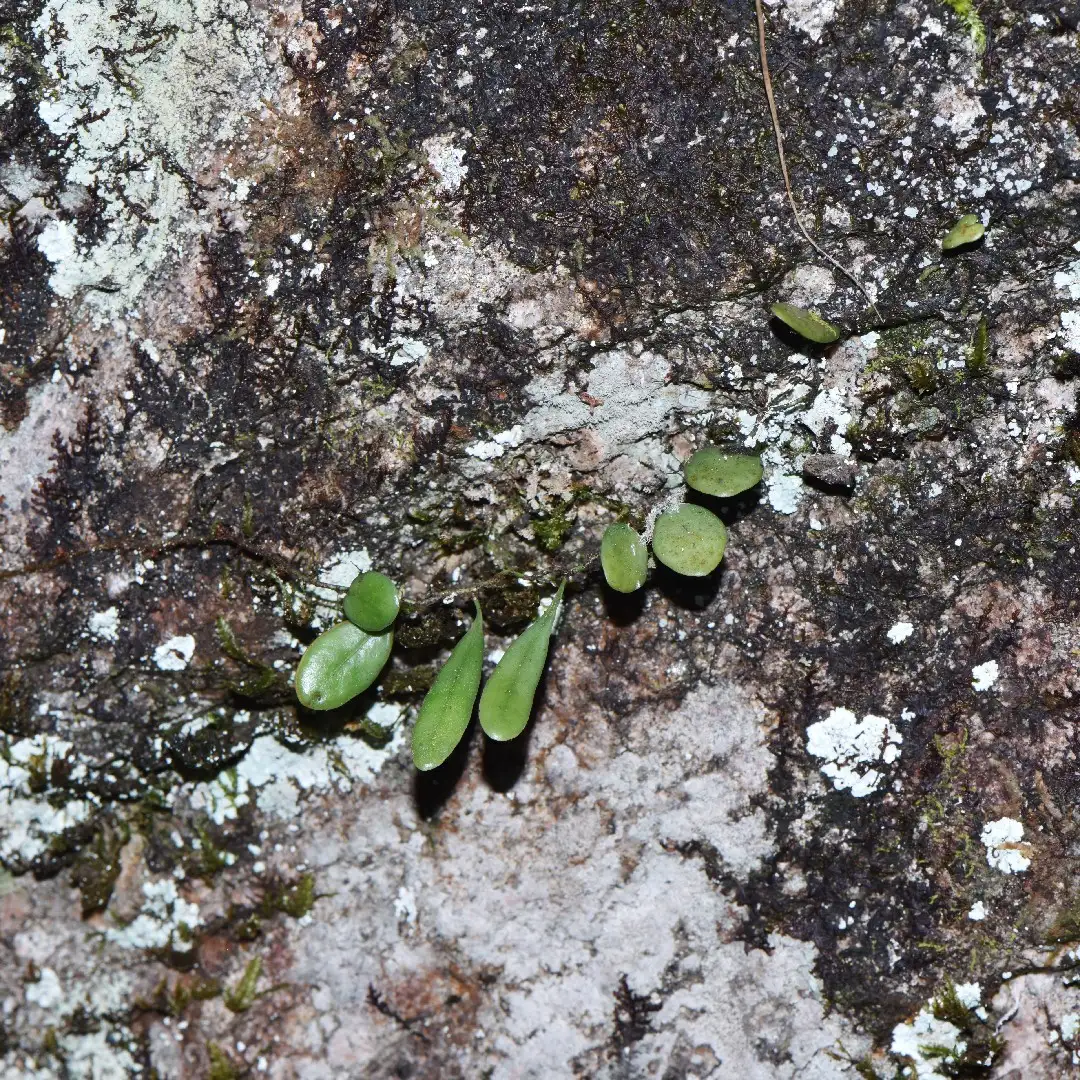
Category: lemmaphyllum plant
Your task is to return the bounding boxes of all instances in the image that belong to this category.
[293,448,763,770]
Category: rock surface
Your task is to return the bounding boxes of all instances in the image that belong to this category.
[1,0,1079,1076]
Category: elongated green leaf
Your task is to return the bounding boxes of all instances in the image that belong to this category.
[412,603,484,771]
[684,447,763,497]
[343,570,400,632]
[479,583,565,742]
[601,523,648,594]
[651,504,728,577]
[295,621,393,710]
[770,302,840,344]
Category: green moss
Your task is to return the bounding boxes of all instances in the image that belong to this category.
[263,872,320,918]
[241,493,255,538]
[941,0,987,54]
[223,956,262,1013]
[207,1042,240,1080]
[966,317,991,376]
[344,713,396,748]
[931,979,969,1027]
[531,507,574,551]
[379,664,437,698]
[70,822,129,916]
[216,616,284,701]
[903,357,939,396]
[191,822,231,881]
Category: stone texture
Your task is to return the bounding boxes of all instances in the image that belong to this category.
[1,0,1080,1077]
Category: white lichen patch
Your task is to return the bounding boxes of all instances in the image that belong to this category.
[890,1007,967,1079]
[152,634,196,672]
[423,134,468,195]
[0,379,83,562]
[0,737,92,864]
[766,472,805,515]
[87,606,120,643]
[968,900,987,921]
[278,682,872,1075]
[887,621,914,644]
[189,704,406,821]
[32,0,276,317]
[971,659,999,691]
[105,878,202,951]
[465,425,525,460]
[780,0,840,43]
[981,817,1031,874]
[805,708,903,798]
[512,349,712,486]
[312,548,373,624]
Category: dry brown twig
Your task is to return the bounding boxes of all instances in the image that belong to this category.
[754,0,881,317]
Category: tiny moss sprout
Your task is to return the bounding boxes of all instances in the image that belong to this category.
[600,523,648,594]
[343,570,400,631]
[942,214,985,251]
[292,448,763,768]
[769,302,841,344]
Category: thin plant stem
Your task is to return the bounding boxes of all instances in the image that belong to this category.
[754,0,881,316]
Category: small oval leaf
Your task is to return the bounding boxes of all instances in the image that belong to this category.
[479,583,565,742]
[684,448,763,498]
[941,213,985,251]
[600,523,648,594]
[651,504,728,577]
[295,621,393,711]
[412,604,485,771]
[343,571,400,632]
[770,302,841,344]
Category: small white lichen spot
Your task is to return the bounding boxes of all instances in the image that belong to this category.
[88,606,120,642]
[890,1007,967,1079]
[971,659,999,692]
[320,548,373,588]
[766,472,804,515]
[394,886,418,926]
[465,425,525,461]
[968,900,987,921]
[1061,1013,1080,1041]
[981,817,1031,874]
[805,708,903,798]
[25,967,64,1010]
[782,0,839,43]
[424,134,468,194]
[886,621,914,644]
[954,982,982,1010]
[153,634,195,671]
[105,878,202,951]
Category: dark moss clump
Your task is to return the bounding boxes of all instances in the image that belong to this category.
[70,822,129,916]
[263,872,320,918]
[531,507,575,551]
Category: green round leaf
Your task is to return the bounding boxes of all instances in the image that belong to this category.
[651,504,728,577]
[684,448,763,498]
[295,620,393,711]
[769,302,841,344]
[412,604,484,771]
[479,583,565,742]
[941,214,985,251]
[600,523,648,594]
[343,571,400,632]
